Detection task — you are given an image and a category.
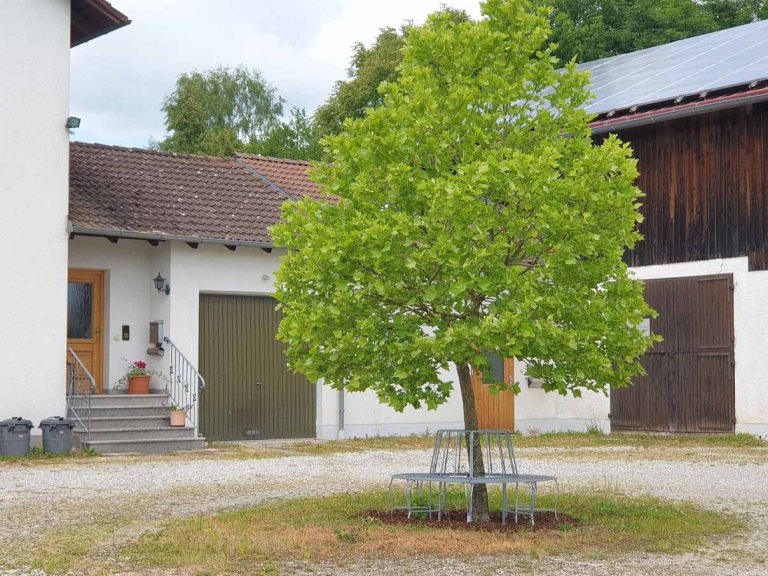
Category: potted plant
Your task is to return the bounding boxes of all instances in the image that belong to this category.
[119,360,153,395]
[168,404,187,427]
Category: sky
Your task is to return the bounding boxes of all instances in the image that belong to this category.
[70,0,483,148]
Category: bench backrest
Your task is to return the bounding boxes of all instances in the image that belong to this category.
[430,429,519,477]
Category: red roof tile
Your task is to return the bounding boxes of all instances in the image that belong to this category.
[69,142,284,245]
[235,153,333,201]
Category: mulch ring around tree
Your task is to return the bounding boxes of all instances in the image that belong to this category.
[356,510,580,533]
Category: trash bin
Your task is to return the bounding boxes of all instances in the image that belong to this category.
[0,417,34,457]
[39,417,75,455]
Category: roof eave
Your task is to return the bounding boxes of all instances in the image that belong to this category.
[67,224,275,249]
[71,0,131,48]
[590,86,768,134]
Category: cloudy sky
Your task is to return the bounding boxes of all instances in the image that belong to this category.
[70,0,483,148]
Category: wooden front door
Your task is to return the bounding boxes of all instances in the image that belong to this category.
[67,269,105,393]
[610,274,735,432]
[472,358,515,430]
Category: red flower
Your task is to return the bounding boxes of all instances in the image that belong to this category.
[134,361,147,369]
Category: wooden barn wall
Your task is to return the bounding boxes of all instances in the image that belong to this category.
[605,104,768,270]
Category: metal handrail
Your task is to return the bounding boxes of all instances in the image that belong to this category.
[66,347,95,439]
[163,337,206,436]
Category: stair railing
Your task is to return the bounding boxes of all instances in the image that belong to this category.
[163,337,206,436]
[66,347,95,439]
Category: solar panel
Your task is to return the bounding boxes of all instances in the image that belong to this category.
[578,19,768,115]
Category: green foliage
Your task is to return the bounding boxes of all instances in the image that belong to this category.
[314,8,470,140]
[314,27,407,139]
[537,0,766,63]
[158,66,284,156]
[249,107,324,161]
[273,0,656,413]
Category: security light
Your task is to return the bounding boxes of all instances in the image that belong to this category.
[66,116,81,129]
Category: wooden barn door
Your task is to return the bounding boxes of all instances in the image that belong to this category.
[199,294,316,441]
[611,274,735,432]
[472,358,515,430]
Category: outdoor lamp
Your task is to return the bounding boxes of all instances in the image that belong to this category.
[66,116,81,129]
[153,273,170,295]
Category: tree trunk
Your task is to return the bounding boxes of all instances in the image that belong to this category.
[456,362,490,522]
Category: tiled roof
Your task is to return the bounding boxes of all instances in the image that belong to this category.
[71,0,130,47]
[235,153,331,201]
[69,142,286,245]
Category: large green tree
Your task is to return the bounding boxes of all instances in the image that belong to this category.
[273,0,655,520]
[157,66,322,160]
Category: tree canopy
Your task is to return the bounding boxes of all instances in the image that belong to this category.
[538,0,766,62]
[313,8,470,140]
[274,0,654,425]
[156,66,322,160]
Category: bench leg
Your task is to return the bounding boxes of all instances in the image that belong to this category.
[502,483,508,525]
[467,484,473,523]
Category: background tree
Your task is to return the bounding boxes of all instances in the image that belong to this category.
[538,0,765,62]
[157,66,322,160]
[314,8,469,140]
[273,0,655,521]
[158,66,283,156]
[249,107,323,161]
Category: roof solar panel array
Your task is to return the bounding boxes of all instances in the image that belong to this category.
[578,19,768,115]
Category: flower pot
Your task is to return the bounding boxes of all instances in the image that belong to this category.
[128,375,150,395]
[169,410,186,427]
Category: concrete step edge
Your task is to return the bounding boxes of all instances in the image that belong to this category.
[84,437,206,445]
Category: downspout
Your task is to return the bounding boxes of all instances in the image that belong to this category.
[338,389,345,440]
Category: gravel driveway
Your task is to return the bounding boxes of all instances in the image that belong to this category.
[1,446,767,575]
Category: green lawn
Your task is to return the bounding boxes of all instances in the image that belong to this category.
[123,488,742,574]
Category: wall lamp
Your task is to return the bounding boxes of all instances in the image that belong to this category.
[153,273,170,295]
[66,116,81,129]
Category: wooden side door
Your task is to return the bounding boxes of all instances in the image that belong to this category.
[471,358,515,430]
[67,269,104,393]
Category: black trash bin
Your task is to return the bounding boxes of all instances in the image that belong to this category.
[39,417,76,455]
[0,417,34,457]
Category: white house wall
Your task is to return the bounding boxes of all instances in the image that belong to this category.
[514,359,611,434]
[68,236,156,388]
[0,0,71,429]
[66,236,768,438]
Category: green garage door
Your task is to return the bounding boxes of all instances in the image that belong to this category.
[199,294,316,441]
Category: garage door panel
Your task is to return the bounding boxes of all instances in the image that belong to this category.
[200,294,316,441]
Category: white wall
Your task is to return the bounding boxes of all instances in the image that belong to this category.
[67,237,768,439]
[68,236,157,388]
[0,1,70,428]
[514,359,610,434]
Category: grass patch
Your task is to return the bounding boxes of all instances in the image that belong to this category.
[339,431,766,452]
[0,446,99,464]
[123,488,742,573]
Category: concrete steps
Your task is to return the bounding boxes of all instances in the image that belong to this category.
[83,437,207,454]
[71,393,206,454]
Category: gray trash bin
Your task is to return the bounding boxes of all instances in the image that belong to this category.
[0,417,34,457]
[39,417,75,454]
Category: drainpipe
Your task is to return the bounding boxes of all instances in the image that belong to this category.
[338,389,345,440]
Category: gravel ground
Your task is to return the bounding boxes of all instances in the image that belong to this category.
[1,446,767,575]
